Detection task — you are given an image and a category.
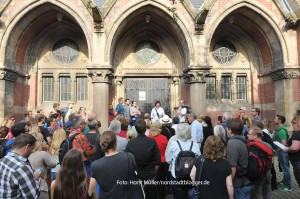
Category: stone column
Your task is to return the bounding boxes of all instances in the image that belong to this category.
[89,69,113,131]
[184,69,210,115]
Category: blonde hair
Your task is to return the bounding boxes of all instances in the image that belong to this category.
[31,132,43,152]
[51,128,67,156]
[291,116,300,125]
[149,121,162,137]
[126,130,136,140]
[29,126,40,134]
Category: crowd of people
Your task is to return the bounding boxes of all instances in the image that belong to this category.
[0,100,300,199]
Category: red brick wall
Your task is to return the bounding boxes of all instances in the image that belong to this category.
[297,25,300,65]
[181,84,190,105]
[258,82,275,103]
[13,82,23,106]
[261,110,276,123]
[292,78,300,101]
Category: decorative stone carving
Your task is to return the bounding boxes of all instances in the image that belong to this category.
[88,69,113,83]
[0,70,18,82]
[195,9,209,35]
[271,69,300,81]
[115,76,123,85]
[168,7,179,21]
[183,70,210,84]
[172,76,180,85]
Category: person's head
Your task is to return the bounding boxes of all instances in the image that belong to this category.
[203,116,212,128]
[188,113,196,124]
[50,128,67,156]
[87,120,98,131]
[100,131,116,152]
[144,113,150,120]
[23,111,30,118]
[262,118,269,129]
[29,125,40,135]
[145,119,151,130]
[177,123,191,141]
[115,114,124,121]
[108,119,121,135]
[159,115,172,126]
[203,136,225,161]
[214,125,225,140]
[0,126,8,139]
[247,127,263,141]
[251,108,260,117]
[155,101,161,108]
[239,107,246,114]
[126,130,136,140]
[35,113,46,124]
[28,117,38,127]
[87,112,96,122]
[135,118,146,134]
[274,115,286,124]
[149,121,162,137]
[172,115,179,124]
[227,119,244,137]
[252,120,264,130]
[121,118,129,131]
[2,115,14,128]
[131,100,137,107]
[53,148,86,199]
[12,133,36,158]
[118,97,124,104]
[11,122,28,137]
[36,108,43,114]
[109,104,113,110]
[125,98,130,105]
[197,115,204,123]
[53,103,60,111]
[72,116,86,132]
[179,100,185,106]
[50,113,59,123]
[217,116,223,124]
[68,113,76,123]
[291,116,300,131]
[223,112,233,122]
[68,102,74,109]
[30,132,44,152]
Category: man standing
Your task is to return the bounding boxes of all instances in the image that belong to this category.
[226,119,253,199]
[251,108,262,121]
[0,134,39,198]
[63,102,76,123]
[176,100,188,123]
[236,106,248,120]
[151,100,165,123]
[274,115,291,191]
[116,97,125,116]
[188,113,203,148]
[124,99,131,119]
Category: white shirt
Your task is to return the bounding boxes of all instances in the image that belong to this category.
[151,107,165,123]
[177,107,187,123]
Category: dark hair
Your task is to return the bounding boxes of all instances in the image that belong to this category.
[36,108,43,113]
[217,116,223,123]
[53,149,86,199]
[120,119,128,131]
[252,120,264,130]
[131,100,136,105]
[35,114,45,123]
[172,116,180,124]
[125,99,130,103]
[154,101,161,106]
[204,116,212,128]
[50,113,59,119]
[135,118,146,134]
[253,108,261,115]
[100,131,116,152]
[12,134,36,150]
[23,111,31,117]
[227,119,244,135]
[53,103,60,109]
[0,126,8,139]
[277,115,286,124]
[87,120,98,130]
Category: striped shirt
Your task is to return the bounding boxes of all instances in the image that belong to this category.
[0,152,39,199]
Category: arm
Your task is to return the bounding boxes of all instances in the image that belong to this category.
[136,107,141,116]
[284,140,300,153]
[89,178,98,199]
[190,165,196,182]
[43,152,57,168]
[231,167,236,180]
[51,181,55,199]
[130,108,134,116]
[226,175,234,199]
[151,108,155,119]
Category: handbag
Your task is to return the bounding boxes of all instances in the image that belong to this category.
[188,155,205,199]
[126,152,145,199]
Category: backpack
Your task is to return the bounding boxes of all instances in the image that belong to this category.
[0,140,12,159]
[175,140,196,179]
[58,133,80,164]
[246,141,273,182]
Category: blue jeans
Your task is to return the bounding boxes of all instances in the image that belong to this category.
[84,161,91,177]
[234,185,254,199]
[277,151,291,188]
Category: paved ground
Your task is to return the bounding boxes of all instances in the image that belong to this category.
[165,156,299,199]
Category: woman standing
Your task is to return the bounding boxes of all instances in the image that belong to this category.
[78,107,87,122]
[51,148,98,199]
[130,100,141,126]
[190,136,233,199]
[200,116,214,154]
[151,101,165,123]
[283,116,300,187]
[2,115,15,140]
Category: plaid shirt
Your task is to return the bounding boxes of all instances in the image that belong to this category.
[69,129,96,161]
[0,152,39,199]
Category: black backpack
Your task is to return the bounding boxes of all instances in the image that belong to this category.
[58,133,79,164]
[0,140,12,159]
[246,141,273,182]
[175,140,196,179]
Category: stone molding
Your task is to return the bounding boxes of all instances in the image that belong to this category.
[183,69,210,84]
[0,69,18,82]
[88,69,113,83]
[271,68,300,81]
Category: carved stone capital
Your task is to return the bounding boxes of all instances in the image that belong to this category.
[271,68,300,81]
[115,76,123,85]
[183,70,210,84]
[88,69,113,84]
[172,76,180,85]
[0,70,18,82]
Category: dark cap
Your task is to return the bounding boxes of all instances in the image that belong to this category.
[11,122,27,137]
[277,115,286,124]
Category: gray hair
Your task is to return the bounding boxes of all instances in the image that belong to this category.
[87,112,96,122]
[108,119,121,135]
[188,113,197,120]
[72,116,85,129]
[223,112,233,121]
[214,125,225,140]
[177,123,191,141]
[88,120,98,130]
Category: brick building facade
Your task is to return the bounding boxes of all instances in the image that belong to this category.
[0,0,299,129]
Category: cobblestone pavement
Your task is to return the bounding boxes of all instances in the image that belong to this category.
[165,156,300,199]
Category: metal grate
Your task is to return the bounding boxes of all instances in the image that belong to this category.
[77,77,88,101]
[237,76,247,100]
[221,76,231,99]
[60,77,71,101]
[212,41,236,64]
[134,40,160,65]
[52,39,79,64]
[206,77,216,99]
[43,77,54,101]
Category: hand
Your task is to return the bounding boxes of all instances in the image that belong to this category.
[282,148,289,153]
